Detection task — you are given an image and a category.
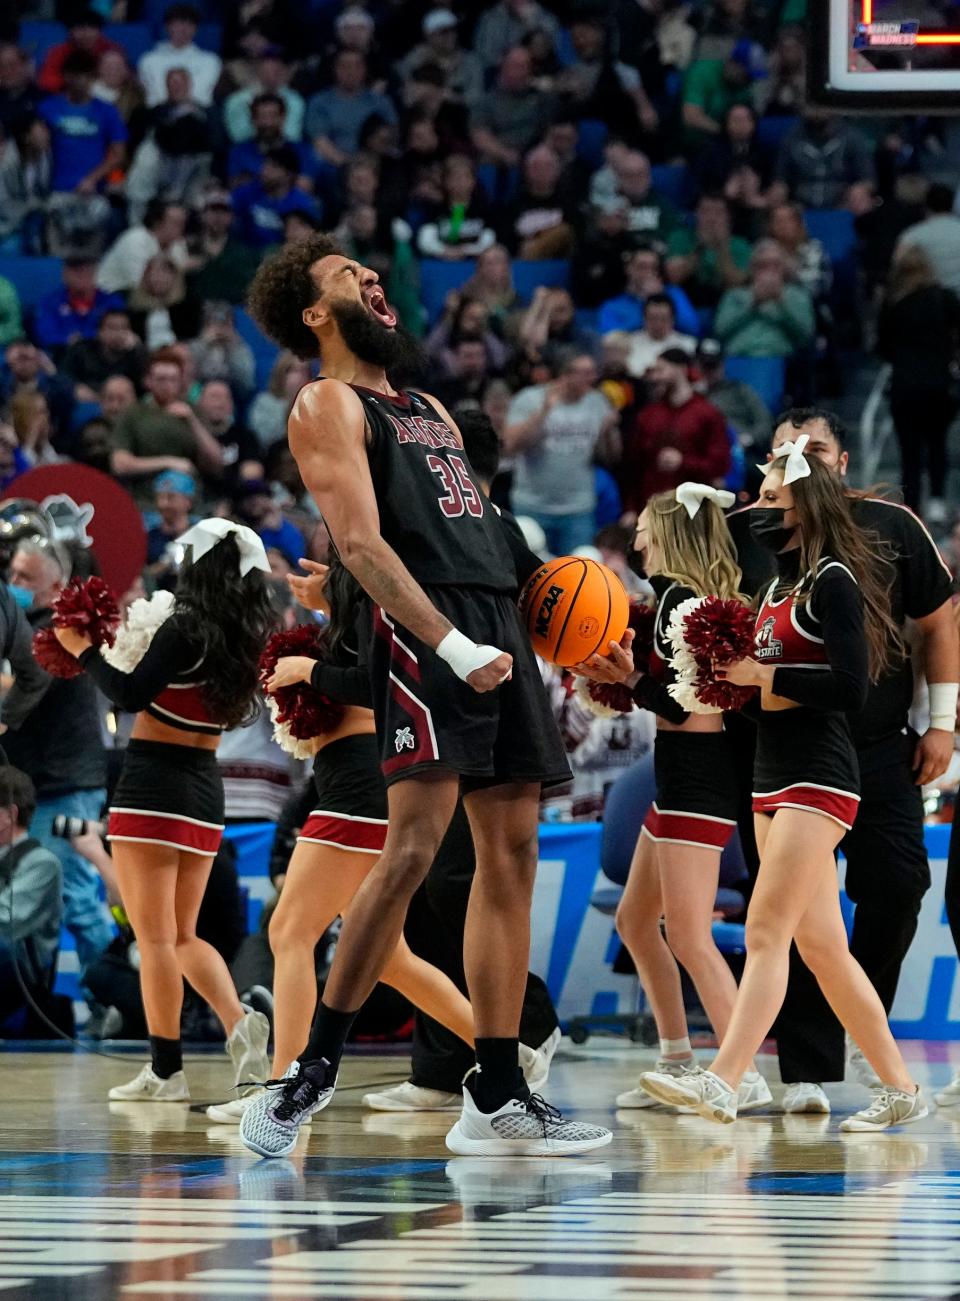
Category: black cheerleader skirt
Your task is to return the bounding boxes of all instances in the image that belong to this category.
[641,731,738,851]
[752,709,860,831]
[297,733,389,855]
[108,739,225,857]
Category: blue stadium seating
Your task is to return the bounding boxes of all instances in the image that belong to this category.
[725,355,786,412]
[0,255,63,310]
[234,308,279,391]
[757,114,799,155]
[418,258,571,324]
[652,163,692,210]
[576,119,609,171]
[804,208,857,268]
[17,21,65,65]
[103,23,154,64]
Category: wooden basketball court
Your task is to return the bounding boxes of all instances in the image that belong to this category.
[2,1040,959,1299]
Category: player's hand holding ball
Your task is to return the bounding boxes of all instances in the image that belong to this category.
[519,556,630,668]
[573,629,637,686]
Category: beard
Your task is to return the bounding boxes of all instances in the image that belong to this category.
[329,302,426,387]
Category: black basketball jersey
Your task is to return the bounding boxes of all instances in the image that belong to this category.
[354,384,516,591]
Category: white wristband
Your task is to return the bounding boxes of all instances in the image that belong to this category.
[928,681,958,731]
[436,628,508,683]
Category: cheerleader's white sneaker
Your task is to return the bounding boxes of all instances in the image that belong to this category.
[783,1082,831,1114]
[108,1064,190,1102]
[935,1072,960,1107]
[227,1008,271,1088]
[737,1071,774,1112]
[363,1082,461,1112]
[638,1065,737,1124]
[616,1058,694,1109]
[840,1087,928,1132]
[206,1090,264,1124]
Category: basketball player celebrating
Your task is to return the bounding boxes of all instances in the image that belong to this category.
[727,408,957,1113]
[239,234,611,1158]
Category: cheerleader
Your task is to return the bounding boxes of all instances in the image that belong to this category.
[639,439,927,1131]
[211,559,544,1128]
[575,484,770,1113]
[53,519,277,1102]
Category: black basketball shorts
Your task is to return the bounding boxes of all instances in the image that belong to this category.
[367,585,571,790]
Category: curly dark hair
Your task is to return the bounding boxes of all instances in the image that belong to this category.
[246,233,344,359]
[175,533,279,729]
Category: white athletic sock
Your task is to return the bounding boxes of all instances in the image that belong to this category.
[660,1036,693,1060]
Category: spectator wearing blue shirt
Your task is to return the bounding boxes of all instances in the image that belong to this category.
[233,148,322,248]
[227,94,317,189]
[597,245,700,338]
[39,50,126,195]
[306,49,397,169]
[233,479,305,567]
[33,258,126,356]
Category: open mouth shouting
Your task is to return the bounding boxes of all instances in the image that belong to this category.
[363,284,397,329]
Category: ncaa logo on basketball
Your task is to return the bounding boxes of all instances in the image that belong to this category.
[535,584,564,639]
[578,615,599,639]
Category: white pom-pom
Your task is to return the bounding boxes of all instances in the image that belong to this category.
[574,675,634,719]
[266,696,325,759]
[102,590,175,671]
[664,596,705,656]
[667,676,722,716]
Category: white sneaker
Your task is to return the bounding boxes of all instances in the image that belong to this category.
[108,1064,190,1102]
[738,1071,773,1112]
[783,1082,831,1114]
[616,1057,693,1109]
[446,1083,612,1157]
[845,1035,881,1088]
[520,1027,562,1094]
[206,1090,264,1124]
[240,1060,336,1158]
[227,1008,271,1088]
[840,1086,929,1132]
[363,1081,461,1112]
[935,1072,960,1107]
[637,1065,737,1125]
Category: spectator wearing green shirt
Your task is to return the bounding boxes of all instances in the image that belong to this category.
[714,239,815,358]
[588,148,682,245]
[0,276,23,348]
[681,41,763,150]
[666,194,752,311]
[109,350,224,504]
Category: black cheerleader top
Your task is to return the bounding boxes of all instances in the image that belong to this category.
[631,575,696,726]
[79,615,222,735]
[754,551,869,714]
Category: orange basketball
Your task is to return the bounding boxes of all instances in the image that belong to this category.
[519,556,630,668]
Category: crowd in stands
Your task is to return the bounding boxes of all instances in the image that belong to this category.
[2,0,960,1032]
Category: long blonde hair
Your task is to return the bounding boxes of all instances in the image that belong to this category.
[886,245,936,305]
[645,491,743,599]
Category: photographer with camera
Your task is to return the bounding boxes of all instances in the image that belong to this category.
[0,766,63,1029]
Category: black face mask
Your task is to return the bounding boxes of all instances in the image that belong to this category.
[749,507,796,552]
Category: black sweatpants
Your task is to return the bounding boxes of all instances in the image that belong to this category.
[730,718,929,1084]
[944,813,960,960]
[403,801,559,1094]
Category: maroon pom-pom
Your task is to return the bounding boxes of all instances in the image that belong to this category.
[53,577,120,648]
[681,596,757,711]
[587,680,635,714]
[259,624,345,739]
[32,626,84,679]
[628,600,656,660]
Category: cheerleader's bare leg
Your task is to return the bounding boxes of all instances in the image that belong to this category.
[616,830,688,1045]
[658,841,741,1042]
[709,809,847,1089]
[792,866,914,1094]
[269,840,474,1078]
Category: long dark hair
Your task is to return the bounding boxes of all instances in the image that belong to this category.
[323,555,365,663]
[773,456,902,681]
[175,533,278,729]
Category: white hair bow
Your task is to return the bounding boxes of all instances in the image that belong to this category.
[675,482,735,520]
[176,518,271,577]
[761,433,811,486]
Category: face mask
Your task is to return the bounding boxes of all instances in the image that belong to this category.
[749,507,796,553]
[7,583,33,611]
